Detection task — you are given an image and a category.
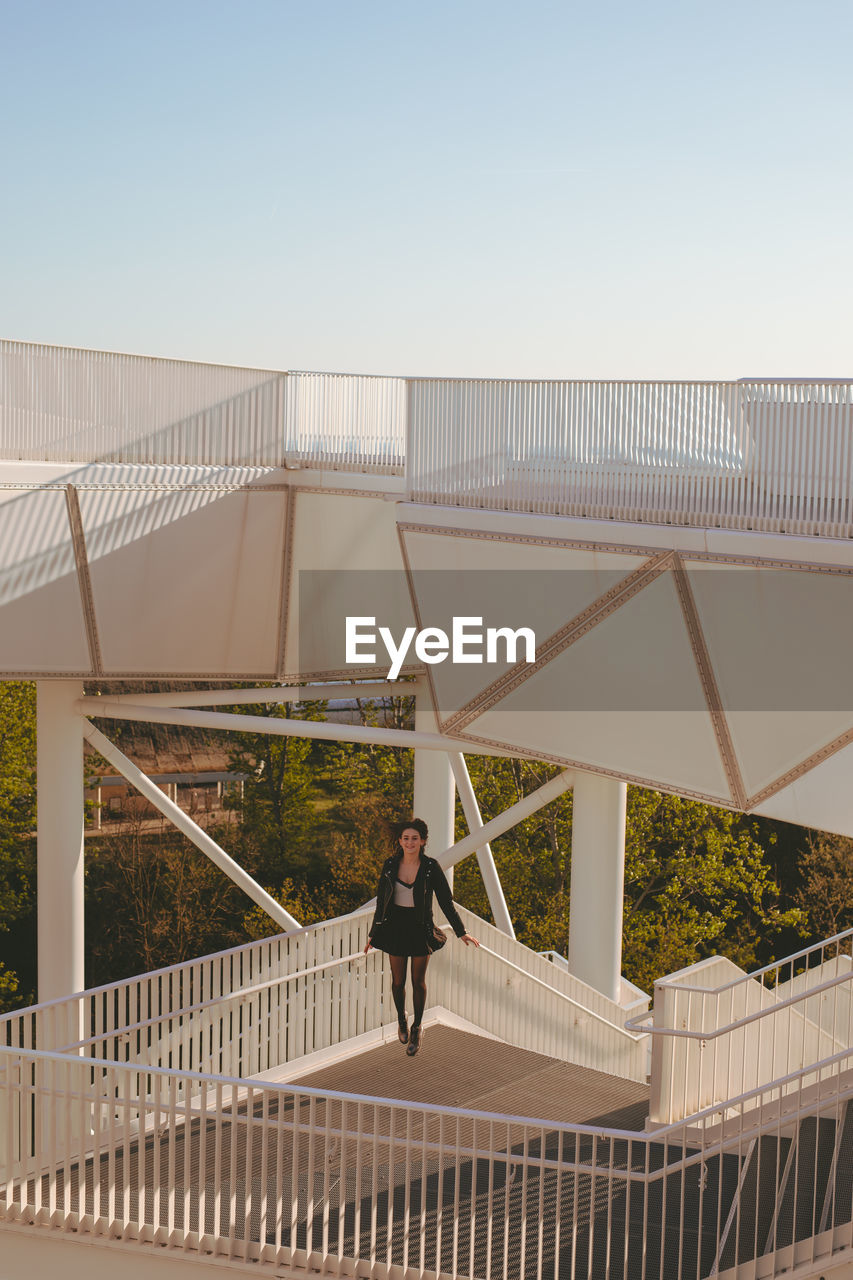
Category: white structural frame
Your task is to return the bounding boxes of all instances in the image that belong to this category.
[39,683,607,1007]
[74,696,510,756]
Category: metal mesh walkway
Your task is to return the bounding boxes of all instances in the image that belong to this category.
[288,1024,650,1130]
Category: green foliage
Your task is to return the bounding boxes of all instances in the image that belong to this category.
[795,830,853,942]
[0,681,36,912]
[227,696,415,923]
[0,682,37,1009]
[452,756,573,954]
[453,758,804,990]
[229,719,320,877]
[0,961,22,1011]
[622,790,804,990]
[241,812,390,940]
[85,817,250,987]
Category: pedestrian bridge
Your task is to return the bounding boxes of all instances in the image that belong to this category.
[4,340,853,1278]
[1,339,852,836]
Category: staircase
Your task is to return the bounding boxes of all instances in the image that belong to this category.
[5,919,853,1278]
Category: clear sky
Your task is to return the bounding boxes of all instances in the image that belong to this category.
[2,0,851,379]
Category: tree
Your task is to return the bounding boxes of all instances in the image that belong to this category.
[229,695,416,915]
[796,829,853,943]
[452,755,574,953]
[226,700,326,881]
[622,790,804,989]
[452,754,804,991]
[0,682,36,1010]
[242,792,395,939]
[85,812,249,986]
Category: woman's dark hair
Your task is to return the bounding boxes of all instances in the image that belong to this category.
[392,817,428,852]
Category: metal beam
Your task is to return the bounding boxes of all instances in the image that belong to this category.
[84,680,425,707]
[83,722,302,932]
[448,752,515,938]
[435,769,575,871]
[275,486,293,678]
[64,483,102,676]
[76,696,510,756]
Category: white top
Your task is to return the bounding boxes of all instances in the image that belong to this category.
[393,874,415,907]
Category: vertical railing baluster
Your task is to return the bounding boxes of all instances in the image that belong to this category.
[290,1088,302,1257]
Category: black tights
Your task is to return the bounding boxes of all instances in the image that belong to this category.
[389,954,429,1028]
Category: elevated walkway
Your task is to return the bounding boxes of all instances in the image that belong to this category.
[4,342,853,836]
[4,915,853,1277]
[285,1021,650,1132]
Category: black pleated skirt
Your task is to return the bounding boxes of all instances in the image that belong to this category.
[371,905,431,957]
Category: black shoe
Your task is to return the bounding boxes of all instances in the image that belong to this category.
[397,1017,409,1045]
[406,1024,423,1056]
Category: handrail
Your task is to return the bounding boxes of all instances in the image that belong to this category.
[4,941,853,1278]
[474,938,647,1042]
[55,930,645,1053]
[4,1033,853,1275]
[0,908,338,1026]
[654,925,853,996]
[5,341,853,536]
[0,1041,646,1140]
[624,963,853,1040]
[56,949,368,1051]
[4,1031,853,1149]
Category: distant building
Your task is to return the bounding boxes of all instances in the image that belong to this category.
[84,741,247,830]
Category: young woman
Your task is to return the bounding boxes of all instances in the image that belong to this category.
[363,818,479,1056]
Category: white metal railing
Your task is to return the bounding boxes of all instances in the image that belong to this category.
[4,343,853,536]
[284,371,406,473]
[407,377,853,537]
[435,908,648,1081]
[4,918,853,1276]
[628,928,853,1125]
[0,340,287,466]
[0,910,380,1084]
[459,907,647,1023]
[4,1028,853,1275]
[0,906,648,1088]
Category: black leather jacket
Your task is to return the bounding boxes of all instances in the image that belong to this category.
[369,853,466,944]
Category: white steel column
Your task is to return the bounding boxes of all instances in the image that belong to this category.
[37,681,85,1003]
[567,773,627,1004]
[414,697,455,890]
